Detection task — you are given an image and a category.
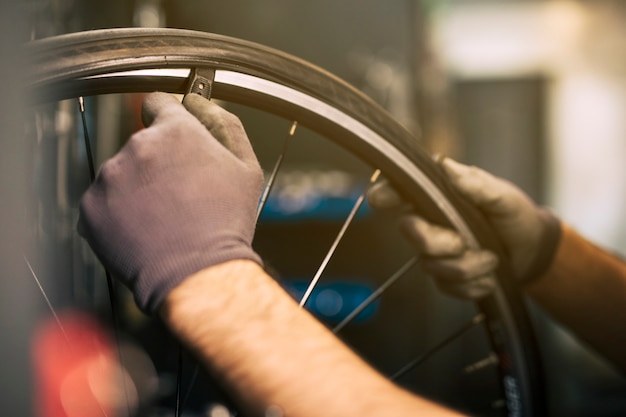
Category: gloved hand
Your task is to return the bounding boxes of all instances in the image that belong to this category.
[368,158,562,299]
[78,92,264,314]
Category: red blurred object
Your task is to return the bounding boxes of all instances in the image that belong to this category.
[32,310,121,417]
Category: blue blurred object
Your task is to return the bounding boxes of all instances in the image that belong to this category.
[258,169,372,222]
[283,280,379,324]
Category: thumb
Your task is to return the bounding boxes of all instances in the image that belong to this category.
[367,180,410,211]
[182,94,258,165]
[141,92,184,127]
[440,158,521,216]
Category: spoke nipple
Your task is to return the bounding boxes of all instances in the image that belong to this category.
[289,121,298,136]
[464,352,499,374]
[370,169,381,183]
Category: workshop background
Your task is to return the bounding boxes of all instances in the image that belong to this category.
[3,0,626,416]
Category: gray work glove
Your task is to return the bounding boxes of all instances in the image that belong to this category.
[368,158,561,299]
[78,92,263,314]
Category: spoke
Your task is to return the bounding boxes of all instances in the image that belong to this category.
[78,97,96,181]
[333,257,418,333]
[26,251,112,417]
[78,97,131,417]
[24,255,69,343]
[299,169,381,308]
[390,313,486,381]
[181,364,200,410]
[464,352,498,374]
[175,347,183,417]
[257,121,298,221]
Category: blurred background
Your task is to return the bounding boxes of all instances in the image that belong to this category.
[3,0,626,416]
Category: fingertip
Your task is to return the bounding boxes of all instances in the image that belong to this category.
[182,93,210,115]
[483,250,500,269]
[462,275,497,300]
[438,158,476,196]
[181,93,223,131]
[141,92,183,127]
[400,215,466,256]
[367,180,404,209]
[182,96,258,165]
[439,158,499,206]
[432,271,497,300]
[440,158,472,179]
[182,92,210,107]
[432,153,445,164]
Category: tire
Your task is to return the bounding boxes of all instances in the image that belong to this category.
[26,28,545,416]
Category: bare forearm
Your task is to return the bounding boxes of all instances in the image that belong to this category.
[528,224,626,372]
[159,260,462,417]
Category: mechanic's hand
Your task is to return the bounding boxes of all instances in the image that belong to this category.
[368,158,561,299]
[78,92,263,314]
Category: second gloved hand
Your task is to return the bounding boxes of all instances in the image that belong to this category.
[78,92,264,314]
[368,158,562,299]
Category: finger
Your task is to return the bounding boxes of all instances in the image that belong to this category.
[367,180,409,210]
[434,274,496,300]
[141,92,185,127]
[439,158,519,215]
[182,94,258,165]
[421,249,499,282]
[400,215,466,257]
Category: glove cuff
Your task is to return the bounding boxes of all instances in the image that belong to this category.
[135,245,263,315]
[519,208,562,285]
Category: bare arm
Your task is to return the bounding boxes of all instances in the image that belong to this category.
[528,224,626,372]
[160,259,463,417]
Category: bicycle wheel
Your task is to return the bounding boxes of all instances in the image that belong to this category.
[26,28,545,416]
